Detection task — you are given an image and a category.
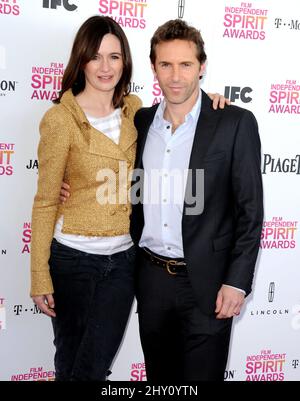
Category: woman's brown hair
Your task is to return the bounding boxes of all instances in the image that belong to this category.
[54,16,132,108]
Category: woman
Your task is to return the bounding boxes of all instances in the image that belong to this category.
[30,15,141,381]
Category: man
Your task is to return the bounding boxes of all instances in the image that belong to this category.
[130,19,263,381]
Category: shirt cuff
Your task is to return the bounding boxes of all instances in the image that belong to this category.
[223,284,246,295]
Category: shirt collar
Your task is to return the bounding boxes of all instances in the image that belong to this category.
[153,87,202,129]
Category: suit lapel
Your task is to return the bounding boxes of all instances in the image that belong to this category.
[182,90,223,220]
[135,92,221,169]
[188,90,222,169]
[134,93,223,221]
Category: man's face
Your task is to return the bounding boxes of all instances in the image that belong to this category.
[152,39,205,107]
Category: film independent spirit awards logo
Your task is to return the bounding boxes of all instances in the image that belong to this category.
[98,0,148,29]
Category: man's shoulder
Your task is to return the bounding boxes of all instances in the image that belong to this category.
[135,103,159,118]
[222,103,256,120]
[134,104,158,132]
[214,104,258,130]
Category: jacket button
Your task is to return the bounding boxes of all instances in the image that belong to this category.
[122,206,128,212]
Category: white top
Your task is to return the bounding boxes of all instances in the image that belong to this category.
[53,108,133,255]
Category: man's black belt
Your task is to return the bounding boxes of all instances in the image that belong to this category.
[142,247,187,276]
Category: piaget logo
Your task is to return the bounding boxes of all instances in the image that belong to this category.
[262,154,300,175]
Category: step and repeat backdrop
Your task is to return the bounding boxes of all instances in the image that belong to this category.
[1,0,300,381]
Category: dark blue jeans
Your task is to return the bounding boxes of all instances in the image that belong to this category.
[49,239,136,381]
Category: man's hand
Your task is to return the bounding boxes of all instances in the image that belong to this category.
[215,285,245,319]
[60,182,70,203]
[207,93,231,110]
[32,294,56,318]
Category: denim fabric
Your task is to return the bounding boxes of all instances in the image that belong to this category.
[49,239,136,381]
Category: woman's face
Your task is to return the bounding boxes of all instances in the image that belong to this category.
[84,33,123,95]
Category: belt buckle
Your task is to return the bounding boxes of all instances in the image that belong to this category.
[166,260,177,275]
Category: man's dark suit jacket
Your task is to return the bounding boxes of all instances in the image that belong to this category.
[130,90,264,314]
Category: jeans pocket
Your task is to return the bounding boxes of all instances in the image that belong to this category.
[49,239,81,275]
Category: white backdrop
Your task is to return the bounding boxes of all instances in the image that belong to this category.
[0,0,300,381]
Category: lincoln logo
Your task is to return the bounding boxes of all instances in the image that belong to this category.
[178,0,185,19]
[268,282,275,302]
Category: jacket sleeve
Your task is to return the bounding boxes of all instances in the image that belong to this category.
[224,109,264,295]
[30,107,71,296]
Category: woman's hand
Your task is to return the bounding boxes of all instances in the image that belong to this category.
[59,182,70,203]
[207,92,231,110]
[32,294,56,318]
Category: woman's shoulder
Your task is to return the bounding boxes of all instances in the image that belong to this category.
[124,93,142,113]
[40,101,75,129]
[40,103,63,123]
[39,103,76,145]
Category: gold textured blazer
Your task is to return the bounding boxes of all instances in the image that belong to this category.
[30,89,142,296]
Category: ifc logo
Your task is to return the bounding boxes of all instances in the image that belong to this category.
[0,46,6,69]
[224,86,253,103]
[42,0,77,11]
